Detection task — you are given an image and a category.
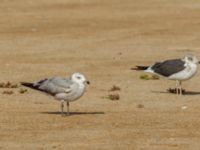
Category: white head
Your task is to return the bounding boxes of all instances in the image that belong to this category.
[183,54,199,64]
[71,72,90,85]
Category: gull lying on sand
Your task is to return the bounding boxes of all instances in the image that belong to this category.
[132,54,199,95]
[21,72,90,116]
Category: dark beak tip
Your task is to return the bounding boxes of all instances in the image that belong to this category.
[199,61,200,64]
[87,81,90,85]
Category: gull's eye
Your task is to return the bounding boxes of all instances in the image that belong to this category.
[188,57,193,61]
[77,76,81,79]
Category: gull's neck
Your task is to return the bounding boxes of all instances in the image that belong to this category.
[76,81,86,89]
[186,61,197,66]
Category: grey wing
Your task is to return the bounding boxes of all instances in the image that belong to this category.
[49,77,74,88]
[34,77,75,95]
[151,59,186,77]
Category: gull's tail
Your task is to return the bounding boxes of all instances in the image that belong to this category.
[130,66,149,71]
[21,79,48,92]
[21,82,36,89]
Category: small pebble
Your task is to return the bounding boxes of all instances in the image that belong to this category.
[181,106,187,110]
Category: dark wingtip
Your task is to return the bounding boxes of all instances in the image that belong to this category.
[130,66,149,71]
[130,67,137,70]
[21,82,34,88]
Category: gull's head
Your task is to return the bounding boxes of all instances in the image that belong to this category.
[183,54,199,64]
[71,72,90,85]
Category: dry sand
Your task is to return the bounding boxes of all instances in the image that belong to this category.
[1,0,200,149]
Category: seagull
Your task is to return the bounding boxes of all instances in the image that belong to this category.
[21,72,90,116]
[131,54,200,95]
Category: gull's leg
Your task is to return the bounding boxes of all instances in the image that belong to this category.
[66,101,70,116]
[179,81,182,95]
[61,100,65,116]
[176,80,179,95]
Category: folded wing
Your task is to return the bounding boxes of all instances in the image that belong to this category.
[151,59,186,77]
[21,77,75,95]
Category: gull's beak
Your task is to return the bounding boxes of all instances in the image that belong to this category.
[86,81,90,85]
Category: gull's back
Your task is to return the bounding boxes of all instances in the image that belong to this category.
[35,77,74,95]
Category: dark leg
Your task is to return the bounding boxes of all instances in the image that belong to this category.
[176,80,179,95]
[179,81,182,95]
[61,100,65,116]
[66,101,70,116]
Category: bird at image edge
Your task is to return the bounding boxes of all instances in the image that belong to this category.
[131,54,200,95]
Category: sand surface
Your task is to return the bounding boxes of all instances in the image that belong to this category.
[1,0,200,149]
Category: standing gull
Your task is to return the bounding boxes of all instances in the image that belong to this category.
[132,54,199,95]
[21,72,90,116]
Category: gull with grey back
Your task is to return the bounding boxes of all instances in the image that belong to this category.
[21,72,90,116]
[131,55,199,95]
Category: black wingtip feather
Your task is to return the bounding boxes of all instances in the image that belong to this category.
[21,79,47,90]
[130,66,149,71]
[21,82,36,89]
[21,81,50,94]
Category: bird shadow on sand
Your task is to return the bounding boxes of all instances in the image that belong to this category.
[40,111,105,116]
[151,90,200,96]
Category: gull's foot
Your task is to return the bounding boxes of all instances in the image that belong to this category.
[61,112,70,117]
[61,112,66,117]
[167,88,186,94]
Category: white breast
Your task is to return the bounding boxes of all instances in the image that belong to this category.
[168,63,198,81]
[55,83,86,102]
